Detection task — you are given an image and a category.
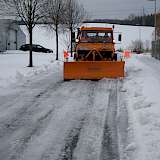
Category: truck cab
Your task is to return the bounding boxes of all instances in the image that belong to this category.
[75,27,115,61]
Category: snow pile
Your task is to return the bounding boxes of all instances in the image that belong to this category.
[123,53,160,160]
[2,50,28,54]
[0,51,62,88]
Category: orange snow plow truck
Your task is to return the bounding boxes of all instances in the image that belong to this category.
[64,26,125,80]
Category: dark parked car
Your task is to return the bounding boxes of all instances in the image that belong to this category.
[20,44,53,53]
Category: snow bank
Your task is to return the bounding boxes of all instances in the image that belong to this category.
[0,51,61,88]
[123,53,160,160]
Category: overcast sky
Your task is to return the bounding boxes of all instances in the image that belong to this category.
[79,0,160,19]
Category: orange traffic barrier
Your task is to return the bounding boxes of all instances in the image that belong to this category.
[64,50,69,59]
[123,50,131,58]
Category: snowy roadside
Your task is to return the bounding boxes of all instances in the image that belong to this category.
[122,53,160,160]
[0,51,63,90]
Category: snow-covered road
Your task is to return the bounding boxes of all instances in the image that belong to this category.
[1,53,160,160]
[0,68,127,160]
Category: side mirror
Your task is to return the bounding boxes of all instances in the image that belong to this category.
[118,34,122,41]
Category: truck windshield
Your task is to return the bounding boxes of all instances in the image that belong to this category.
[80,31,113,43]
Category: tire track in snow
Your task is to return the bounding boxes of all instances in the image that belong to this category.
[58,117,86,160]
[116,80,131,160]
[0,81,63,138]
[0,94,20,108]
[57,82,96,160]
[18,81,95,160]
[0,81,65,160]
[9,109,54,160]
[71,79,111,160]
[100,80,120,160]
[0,71,62,112]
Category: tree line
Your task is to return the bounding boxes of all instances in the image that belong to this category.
[83,14,155,27]
[0,0,87,67]
[124,13,154,26]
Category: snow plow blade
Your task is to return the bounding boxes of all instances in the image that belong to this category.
[64,61,125,80]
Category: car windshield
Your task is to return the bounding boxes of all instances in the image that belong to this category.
[80,31,113,43]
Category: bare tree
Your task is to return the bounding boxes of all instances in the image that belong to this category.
[59,31,71,51]
[63,0,87,56]
[144,40,150,52]
[42,0,65,60]
[2,0,45,67]
[129,39,144,52]
[128,14,136,21]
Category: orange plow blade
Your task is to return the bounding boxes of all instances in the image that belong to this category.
[64,61,125,80]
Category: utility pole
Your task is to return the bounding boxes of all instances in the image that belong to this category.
[147,0,157,40]
[139,26,141,51]
[155,0,157,41]
[142,7,145,26]
[147,0,157,58]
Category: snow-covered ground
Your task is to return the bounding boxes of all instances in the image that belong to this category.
[0,52,160,160]
[0,23,158,160]
[122,54,160,160]
[0,51,58,88]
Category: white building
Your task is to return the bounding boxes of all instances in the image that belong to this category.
[0,19,26,52]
